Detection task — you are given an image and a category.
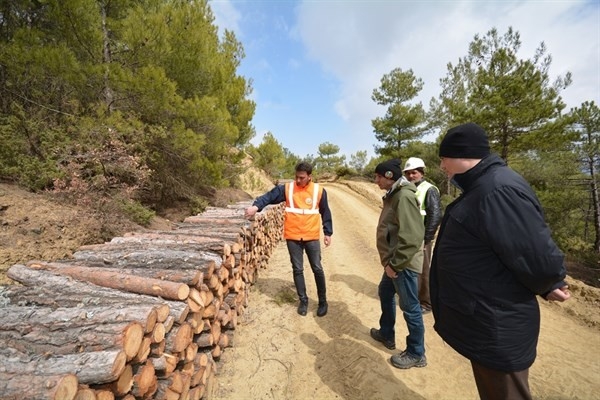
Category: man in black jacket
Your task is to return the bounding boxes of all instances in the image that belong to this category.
[403,157,442,314]
[431,123,571,400]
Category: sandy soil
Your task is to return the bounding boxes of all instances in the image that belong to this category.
[213,181,600,400]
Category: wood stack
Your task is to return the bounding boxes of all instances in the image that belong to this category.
[0,201,284,400]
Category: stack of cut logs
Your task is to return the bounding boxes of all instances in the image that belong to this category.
[0,201,284,400]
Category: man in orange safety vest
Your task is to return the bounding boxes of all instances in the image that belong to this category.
[245,161,333,317]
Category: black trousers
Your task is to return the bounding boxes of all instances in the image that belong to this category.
[471,361,532,400]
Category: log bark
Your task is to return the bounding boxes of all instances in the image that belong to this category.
[154,381,179,400]
[150,340,166,358]
[0,347,125,385]
[182,215,251,224]
[91,364,133,397]
[125,229,245,246]
[77,242,224,262]
[5,265,190,323]
[57,263,205,288]
[0,319,143,361]
[148,356,169,372]
[26,261,190,301]
[0,304,158,335]
[0,373,78,400]
[194,332,213,348]
[70,248,220,273]
[109,235,232,255]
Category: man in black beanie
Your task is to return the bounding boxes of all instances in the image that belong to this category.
[369,158,426,369]
[431,122,571,399]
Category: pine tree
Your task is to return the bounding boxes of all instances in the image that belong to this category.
[371,68,427,157]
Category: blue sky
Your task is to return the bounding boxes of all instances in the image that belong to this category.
[210,0,599,159]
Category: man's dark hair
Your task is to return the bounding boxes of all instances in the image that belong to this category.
[295,161,313,175]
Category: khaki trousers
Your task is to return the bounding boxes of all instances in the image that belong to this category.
[418,241,433,309]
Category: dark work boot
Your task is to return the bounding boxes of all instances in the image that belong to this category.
[317,302,328,317]
[315,273,328,317]
[294,273,308,316]
[297,301,308,316]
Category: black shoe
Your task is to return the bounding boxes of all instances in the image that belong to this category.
[317,302,328,317]
[297,301,308,316]
[421,306,431,314]
[369,328,395,350]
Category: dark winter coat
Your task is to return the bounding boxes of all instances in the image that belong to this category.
[430,154,567,372]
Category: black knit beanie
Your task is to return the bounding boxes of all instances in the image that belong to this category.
[439,122,490,159]
[375,158,403,181]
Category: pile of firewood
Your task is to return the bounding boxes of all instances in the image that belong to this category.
[0,201,284,400]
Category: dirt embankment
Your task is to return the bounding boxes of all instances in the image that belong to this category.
[0,156,278,285]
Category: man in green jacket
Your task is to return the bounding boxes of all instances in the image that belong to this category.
[369,158,427,369]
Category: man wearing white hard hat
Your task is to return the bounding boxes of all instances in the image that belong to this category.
[403,157,442,314]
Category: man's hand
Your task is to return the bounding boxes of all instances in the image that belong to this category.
[324,235,332,247]
[244,205,258,219]
[385,265,398,279]
[546,286,571,302]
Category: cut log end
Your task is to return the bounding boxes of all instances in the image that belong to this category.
[123,322,144,360]
[52,374,79,400]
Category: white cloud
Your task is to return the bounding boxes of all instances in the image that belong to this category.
[296,0,599,147]
[208,0,242,36]
[211,0,598,158]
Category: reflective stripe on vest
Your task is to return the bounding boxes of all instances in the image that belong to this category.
[283,181,322,240]
[415,181,437,217]
[285,182,320,215]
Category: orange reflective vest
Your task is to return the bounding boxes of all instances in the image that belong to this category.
[284,181,323,241]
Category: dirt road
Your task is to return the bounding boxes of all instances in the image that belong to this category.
[213,182,599,400]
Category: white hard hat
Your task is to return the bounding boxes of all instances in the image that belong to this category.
[403,157,426,171]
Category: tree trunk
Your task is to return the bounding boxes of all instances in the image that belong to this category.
[125,228,245,245]
[0,320,144,361]
[588,156,600,253]
[91,364,133,397]
[109,235,233,255]
[61,263,204,288]
[26,261,190,301]
[0,347,126,385]
[0,282,190,326]
[71,248,220,273]
[0,373,78,400]
[0,304,158,335]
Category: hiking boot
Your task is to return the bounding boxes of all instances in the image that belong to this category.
[297,301,308,316]
[317,302,328,317]
[390,352,427,369]
[369,328,395,350]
